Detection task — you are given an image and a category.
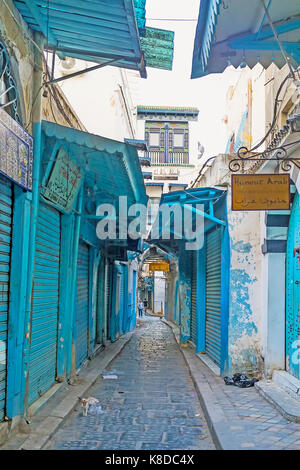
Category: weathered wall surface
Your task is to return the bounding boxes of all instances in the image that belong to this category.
[227,191,264,376]
[54,58,138,140]
[265,64,299,134]
[0,0,35,129]
[165,261,178,322]
[194,156,264,376]
[42,80,86,131]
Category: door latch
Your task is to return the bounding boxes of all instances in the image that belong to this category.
[293,245,300,256]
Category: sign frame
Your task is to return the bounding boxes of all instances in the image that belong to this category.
[231,173,290,211]
[149,261,170,272]
[42,147,83,213]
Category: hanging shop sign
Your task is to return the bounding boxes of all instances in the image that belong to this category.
[149,261,169,272]
[0,107,33,190]
[42,147,83,212]
[232,174,290,211]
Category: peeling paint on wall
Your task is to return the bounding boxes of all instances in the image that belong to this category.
[227,197,263,375]
[179,279,191,342]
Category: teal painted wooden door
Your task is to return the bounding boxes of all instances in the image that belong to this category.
[28,203,60,404]
[75,242,89,369]
[286,192,300,379]
[0,176,12,421]
[205,227,222,366]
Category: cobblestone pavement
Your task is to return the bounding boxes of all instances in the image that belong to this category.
[212,376,300,450]
[180,338,300,450]
[47,317,215,450]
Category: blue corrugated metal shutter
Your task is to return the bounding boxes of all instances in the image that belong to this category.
[190,252,197,345]
[205,227,221,366]
[105,262,112,339]
[75,242,89,369]
[28,203,60,404]
[286,192,300,379]
[0,176,12,422]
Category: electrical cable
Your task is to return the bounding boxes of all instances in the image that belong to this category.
[146,18,197,22]
[260,0,295,79]
[190,70,292,188]
[249,72,291,153]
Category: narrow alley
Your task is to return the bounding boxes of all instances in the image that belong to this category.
[1,0,300,455]
[46,317,215,451]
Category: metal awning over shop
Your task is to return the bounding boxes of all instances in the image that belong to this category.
[148,187,226,253]
[13,0,147,77]
[41,121,147,208]
[191,0,300,78]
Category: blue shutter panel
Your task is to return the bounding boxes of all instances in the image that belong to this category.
[28,203,60,404]
[205,228,222,366]
[286,192,300,379]
[0,175,12,421]
[75,242,89,369]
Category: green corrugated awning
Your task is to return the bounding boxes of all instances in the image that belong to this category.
[134,0,146,36]
[140,27,175,70]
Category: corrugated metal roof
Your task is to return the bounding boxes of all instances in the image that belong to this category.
[13,0,147,77]
[133,0,146,36]
[140,27,174,70]
[138,106,199,112]
[41,120,147,206]
[191,0,300,78]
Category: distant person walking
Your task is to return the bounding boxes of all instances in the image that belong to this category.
[138,299,144,318]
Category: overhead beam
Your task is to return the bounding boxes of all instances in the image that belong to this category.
[234,17,300,44]
[23,0,58,47]
[183,204,226,227]
[229,39,300,51]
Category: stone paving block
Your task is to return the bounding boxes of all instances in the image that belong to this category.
[47,318,214,451]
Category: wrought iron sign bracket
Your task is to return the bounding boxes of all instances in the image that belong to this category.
[229,139,300,173]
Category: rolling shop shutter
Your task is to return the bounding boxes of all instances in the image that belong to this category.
[105,262,112,339]
[190,252,197,345]
[28,203,61,404]
[205,227,222,366]
[0,176,12,421]
[75,242,89,369]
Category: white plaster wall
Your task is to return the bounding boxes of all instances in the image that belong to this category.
[224,64,266,153]
[154,271,165,314]
[193,156,265,375]
[54,58,138,141]
[227,188,264,376]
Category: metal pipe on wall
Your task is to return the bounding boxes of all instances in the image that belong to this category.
[22,31,44,413]
[67,183,84,380]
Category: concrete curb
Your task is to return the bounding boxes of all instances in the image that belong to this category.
[162,319,258,450]
[255,381,300,423]
[15,332,134,450]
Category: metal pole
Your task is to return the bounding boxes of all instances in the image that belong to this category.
[260,0,295,77]
[44,58,120,86]
[22,31,44,412]
[67,183,84,381]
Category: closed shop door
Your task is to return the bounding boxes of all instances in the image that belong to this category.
[205,228,222,366]
[190,252,197,345]
[75,242,89,369]
[28,203,60,404]
[0,176,12,421]
[286,192,300,379]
